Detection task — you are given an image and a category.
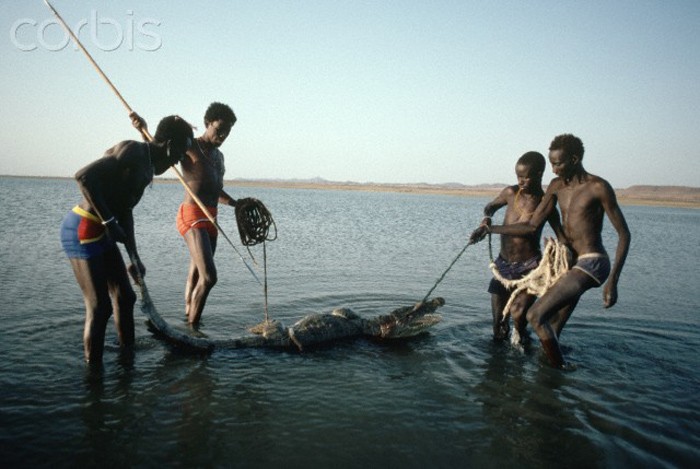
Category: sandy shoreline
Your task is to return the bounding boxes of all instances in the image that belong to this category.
[4,175,699,209]
[225,179,700,209]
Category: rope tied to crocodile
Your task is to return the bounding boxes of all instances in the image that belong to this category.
[235,198,277,322]
[488,233,570,323]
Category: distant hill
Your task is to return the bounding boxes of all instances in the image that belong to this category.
[616,185,700,207]
[226,178,700,208]
[1,175,697,208]
[228,177,504,197]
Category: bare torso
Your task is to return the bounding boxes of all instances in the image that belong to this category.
[180,138,225,206]
[499,186,543,262]
[76,141,152,218]
[550,174,607,256]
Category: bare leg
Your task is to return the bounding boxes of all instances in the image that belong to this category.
[526,269,596,367]
[509,292,536,344]
[549,299,580,339]
[104,247,136,351]
[183,229,218,326]
[184,260,199,318]
[490,292,509,341]
[70,256,112,364]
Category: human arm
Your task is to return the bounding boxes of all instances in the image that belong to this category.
[599,183,631,308]
[129,111,149,141]
[469,188,508,244]
[74,155,128,243]
[119,208,147,284]
[74,141,149,244]
[219,189,237,207]
[489,183,559,237]
[546,205,566,242]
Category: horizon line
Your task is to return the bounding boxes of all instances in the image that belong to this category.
[2,173,699,191]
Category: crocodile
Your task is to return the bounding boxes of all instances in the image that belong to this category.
[137,282,444,353]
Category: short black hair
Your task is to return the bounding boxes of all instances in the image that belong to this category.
[517,151,545,174]
[549,134,585,161]
[154,115,194,147]
[204,102,236,125]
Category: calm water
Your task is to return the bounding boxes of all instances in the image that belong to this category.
[1,176,699,468]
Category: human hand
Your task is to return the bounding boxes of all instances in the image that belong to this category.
[104,219,127,244]
[129,112,147,132]
[603,282,617,308]
[469,225,489,245]
[128,259,146,286]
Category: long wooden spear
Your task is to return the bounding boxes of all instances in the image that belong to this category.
[42,0,261,286]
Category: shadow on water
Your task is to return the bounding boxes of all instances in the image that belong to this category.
[75,351,281,467]
[469,341,606,468]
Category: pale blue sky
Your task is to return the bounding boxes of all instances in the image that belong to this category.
[1,0,698,187]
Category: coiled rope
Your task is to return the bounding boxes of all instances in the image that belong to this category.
[488,233,570,344]
[235,198,277,246]
[235,198,277,322]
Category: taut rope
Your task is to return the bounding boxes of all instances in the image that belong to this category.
[420,240,473,304]
[235,198,277,322]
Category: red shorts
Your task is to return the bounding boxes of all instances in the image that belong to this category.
[176,203,218,237]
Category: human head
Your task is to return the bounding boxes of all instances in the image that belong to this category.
[515,151,545,192]
[153,115,194,172]
[549,134,584,161]
[203,102,236,147]
[204,102,236,126]
[154,115,194,148]
[548,134,584,181]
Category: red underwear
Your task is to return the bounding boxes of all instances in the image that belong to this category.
[176,203,218,237]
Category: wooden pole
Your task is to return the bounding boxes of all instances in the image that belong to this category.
[43,0,261,285]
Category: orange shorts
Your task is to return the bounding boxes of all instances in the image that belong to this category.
[176,203,218,237]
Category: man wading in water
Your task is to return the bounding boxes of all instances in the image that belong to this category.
[60,116,193,365]
[470,151,563,342]
[477,134,631,369]
[176,103,238,327]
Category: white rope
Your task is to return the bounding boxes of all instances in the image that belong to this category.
[490,238,570,323]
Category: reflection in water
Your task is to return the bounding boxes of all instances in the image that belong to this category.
[474,341,605,467]
[78,358,137,466]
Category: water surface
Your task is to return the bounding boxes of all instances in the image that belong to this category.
[1,177,698,468]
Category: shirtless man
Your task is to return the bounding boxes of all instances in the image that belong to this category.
[470,152,562,342]
[177,102,237,326]
[484,134,631,368]
[60,115,193,364]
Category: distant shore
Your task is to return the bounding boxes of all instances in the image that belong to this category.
[225,179,700,209]
[3,175,699,208]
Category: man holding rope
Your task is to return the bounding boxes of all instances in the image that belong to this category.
[177,102,238,326]
[470,151,563,343]
[476,134,631,369]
